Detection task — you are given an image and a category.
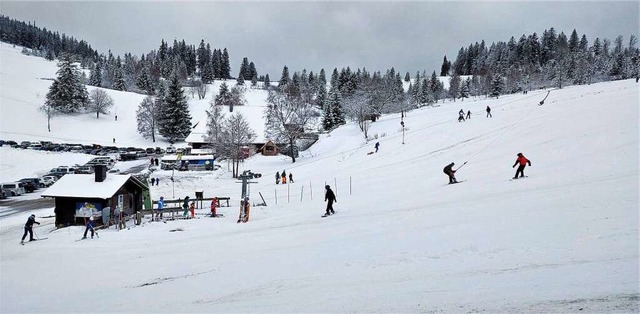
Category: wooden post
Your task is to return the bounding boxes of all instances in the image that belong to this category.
[300,186,304,202]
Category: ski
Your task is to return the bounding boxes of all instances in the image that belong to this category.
[446,180,465,185]
[510,176,528,181]
[321,212,336,218]
[20,238,47,245]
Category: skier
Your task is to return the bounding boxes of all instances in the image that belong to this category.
[157,196,165,220]
[275,172,280,184]
[182,196,190,218]
[375,142,380,153]
[458,109,465,122]
[466,110,471,120]
[282,170,287,184]
[443,162,458,184]
[21,214,40,243]
[324,185,336,216]
[486,106,492,118]
[82,216,95,239]
[210,198,218,217]
[189,202,195,218]
[289,173,294,183]
[512,153,532,179]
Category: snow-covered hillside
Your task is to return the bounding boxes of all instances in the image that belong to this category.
[0,42,638,312]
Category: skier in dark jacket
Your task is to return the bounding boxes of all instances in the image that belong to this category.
[324,185,336,216]
[443,162,458,184]
[82,216,95,239]
[21,214,40,243]
[182,196,190,217]
[275,172,280,184]
[458,109,465,122]
[486,106,492,118]
[512,153,532,179]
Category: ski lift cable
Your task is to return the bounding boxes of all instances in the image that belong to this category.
[455,90,552,171]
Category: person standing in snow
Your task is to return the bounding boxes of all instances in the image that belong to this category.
[486,106,492,118]
[21,214,40,243]
[324,185,336,216]
[182,196,190,218]
[512,153,532,179]
[443,162,458,184]
[83,216,95,239]
[210,198,218,217]
[375,142,380,153]
[189,201,196,218]
[466,110,471,119]
[275,172,280,184]
[157,196,165,220]
[458,109,465,122]
[282,170,287,184]
[289,173,294,183]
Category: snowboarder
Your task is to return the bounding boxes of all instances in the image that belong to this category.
[375,142,380,153]
[275,172,280,184]
[282,170,287,184]
[458,109,465,122]
[512,153,532,179]
[182,196,190,218]
[289,173,294,183]
[157,196,165,220]
[443,162,458,184]
[21,214,40,243]
[486,106,492,118]
[82,216,95,239]
[466,110,471,119]
[324,185,336,216]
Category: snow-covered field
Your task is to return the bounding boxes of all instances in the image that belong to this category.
[1,43,638,312]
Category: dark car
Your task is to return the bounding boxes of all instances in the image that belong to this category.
[5,140,18,147]
[19,178,41,190]
[18,181,35,193]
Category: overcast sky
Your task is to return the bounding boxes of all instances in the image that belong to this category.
[1,1,638,78]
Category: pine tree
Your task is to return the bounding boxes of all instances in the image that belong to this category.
[490,74,504,98]
[136,63,153,94]
[43,54,89,113]
[279,65,290,87]
[441,56,450,76]
[263,74,271,90]
[239,57,250,80]
[248,62,257,81]
[89,61,102,87]
[113,63,127,91]
[236,73,245,85]
[221,48,231,79]
[158,72,192,143]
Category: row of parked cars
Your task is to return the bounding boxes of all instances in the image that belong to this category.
[0,140,181,161]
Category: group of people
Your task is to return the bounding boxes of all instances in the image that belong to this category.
[458,106,493,122]
[149,177,161,186]
[149,157,159,167]
[275,171,294,184]
[443,152,532,184]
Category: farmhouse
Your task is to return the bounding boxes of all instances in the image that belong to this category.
[41,166,149,227]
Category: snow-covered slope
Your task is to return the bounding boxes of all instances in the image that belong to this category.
[0,42,638,312]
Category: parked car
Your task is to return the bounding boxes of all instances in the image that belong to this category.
[0,187,7,199]
[2,182,25,196]
[165,146,176,154]
[19,178,41,190]
[75,165,95,174]
[28,143,43,150]
[155,147,165,154]
[40,176,56,187]
[5,140,18,147]
[146,147,155,154]
[20,141,31,149]
[18,181,36,193]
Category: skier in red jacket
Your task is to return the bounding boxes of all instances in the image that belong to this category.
[512,153,532,179]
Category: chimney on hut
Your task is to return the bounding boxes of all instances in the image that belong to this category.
[94,164,107,182]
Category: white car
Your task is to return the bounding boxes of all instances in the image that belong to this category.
[40,176,56,187]
[1,182,25,196]
[165,146,176,154]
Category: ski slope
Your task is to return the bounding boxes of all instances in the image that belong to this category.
[0,42,638,312]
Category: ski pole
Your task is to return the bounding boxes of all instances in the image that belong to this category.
[455,161,468,171]
[33,229,40,240]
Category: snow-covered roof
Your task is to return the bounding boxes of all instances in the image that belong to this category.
[41,173,139,199]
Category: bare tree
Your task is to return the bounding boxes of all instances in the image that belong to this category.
[205,104,226,156]
[342,91,376,140]
[264,90,318,162]
[136,96,159,142]
[88,89,114,119]
[221,113,256,178]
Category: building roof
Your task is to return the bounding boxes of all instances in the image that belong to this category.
[41,174,143,199]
